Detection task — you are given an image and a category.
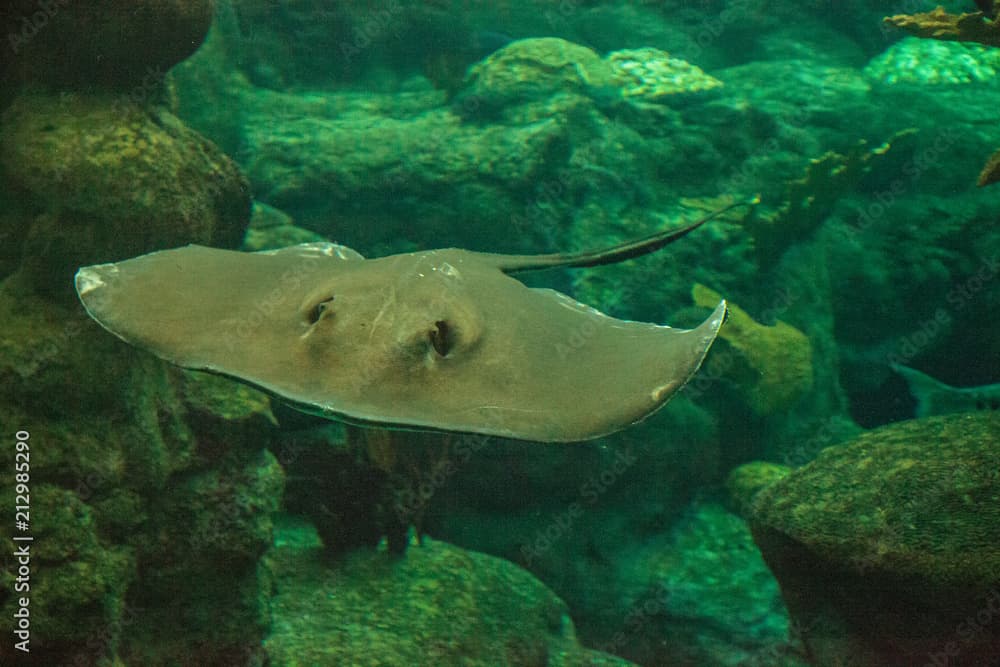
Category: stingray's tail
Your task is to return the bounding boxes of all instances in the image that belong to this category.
[494,196,760,274]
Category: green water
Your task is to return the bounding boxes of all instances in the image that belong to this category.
[1,2,999,666]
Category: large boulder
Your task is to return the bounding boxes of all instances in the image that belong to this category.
[0,91,249,295]
[737,413,1000,666]
[265,518,636,667]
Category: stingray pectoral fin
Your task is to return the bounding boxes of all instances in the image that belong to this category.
[74,243,361,375]
[478,293,727,442]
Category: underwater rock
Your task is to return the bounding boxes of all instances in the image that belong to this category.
[0,279,282,664]
[265,518,636,667]
[692,283,813,416]
[864,37,1000,85]
[606,47,723,104]
[120,447,283,666]
[726,461,791,518]
[459,38,723,115]
[177,370,277,456]
[459,37,620,113]
[166,0,251,160]
[240,87,569,252]
[241,201,328,252]
[603,501,804,667]
[0,484,132,663]
[0,91,249,292]
[1,0,213,89]
[746,412,1000,666]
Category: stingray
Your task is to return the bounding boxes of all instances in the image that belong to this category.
[75,204,743,442]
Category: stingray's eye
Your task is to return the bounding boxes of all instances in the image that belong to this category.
[428,320,454,357]
[306,296,335,325]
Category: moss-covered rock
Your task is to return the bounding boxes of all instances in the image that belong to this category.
[0,283,282,665]
[1,0,213,90]
[179,370,276,460]
[0,92,249,292]
[265,518,636,667]
[461,37,619,113]
[747,413,1000,666]
[0,484,133,659]
[0,6,276,663]
[240,87,571,254]
[726,461,791,518]
[120,448,284,666]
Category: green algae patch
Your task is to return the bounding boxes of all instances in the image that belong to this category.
[693,283,813,415]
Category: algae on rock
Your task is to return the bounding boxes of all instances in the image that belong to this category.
[743,413,1000,666]
[265,517,636,667]
[0,4,279,661]
[0,92,249,268]
[692,283,813,416]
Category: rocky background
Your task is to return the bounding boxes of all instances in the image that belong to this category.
[1,0,999,666]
